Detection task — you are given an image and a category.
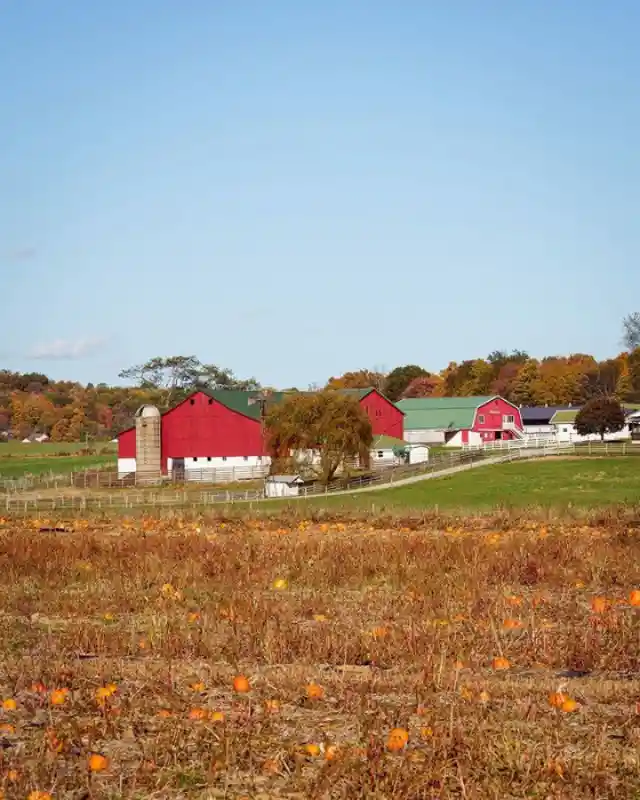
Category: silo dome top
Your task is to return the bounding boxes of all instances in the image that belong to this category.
[135,404,161,418]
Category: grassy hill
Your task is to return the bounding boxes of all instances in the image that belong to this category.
[277,457,640,513]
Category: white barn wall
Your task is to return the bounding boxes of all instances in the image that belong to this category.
[405,429,445,444]
[554,424,630,443]
[117,457,136,477]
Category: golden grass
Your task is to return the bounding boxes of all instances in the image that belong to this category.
[0,513,638,798]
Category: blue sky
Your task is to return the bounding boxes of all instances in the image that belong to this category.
[1,1,638,388]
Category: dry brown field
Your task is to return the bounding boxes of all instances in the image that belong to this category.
[0,513,638,799]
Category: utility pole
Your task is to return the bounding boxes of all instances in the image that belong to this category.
[248,390,272,463]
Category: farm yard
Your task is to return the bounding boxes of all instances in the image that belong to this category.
[3,452,639,518]
[0,514,638,798]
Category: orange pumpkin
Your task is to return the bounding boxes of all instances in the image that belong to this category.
[591,596,608,614]
[492,656,511,670]
[629,589,640,607]
[386,727,409,752]
[88,753,109,772]
[306,682,325,700]
[233,675,250,693]
[52,688,70,705]
[548,692,567,708]
[561,697,579,713]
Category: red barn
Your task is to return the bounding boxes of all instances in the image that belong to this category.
[396,396,524,447]
[117,388,403,477]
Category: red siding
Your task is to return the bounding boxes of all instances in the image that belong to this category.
[160,392,264,472]
[359,390,404,439]
[118,389,405,469]
[118,427,136,458]
[472,397,523,441]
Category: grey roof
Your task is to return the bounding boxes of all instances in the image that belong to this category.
[266,475,303,484]
[521,406,573,424]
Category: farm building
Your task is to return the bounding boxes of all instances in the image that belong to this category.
[520,406,573,441]
[549,408,634,443]
[628,409,640,441]
[396,396,524,447]
[264,475,304,498]
[117,387,404,481]
[369,435,429,467]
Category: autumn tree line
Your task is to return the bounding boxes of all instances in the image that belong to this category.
[2,316,640,443]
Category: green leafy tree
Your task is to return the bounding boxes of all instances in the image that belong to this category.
[265,391,373,484]
[384,365,430,401]
[574,397,625,441]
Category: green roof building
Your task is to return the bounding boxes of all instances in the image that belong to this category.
[396,395,523,447]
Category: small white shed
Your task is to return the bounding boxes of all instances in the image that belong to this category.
[265,474,304,498]
[408,444,429,464]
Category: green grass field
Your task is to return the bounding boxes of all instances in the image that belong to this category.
[275,457,640,513]
[0,454,116,479]
[0,441,116,458]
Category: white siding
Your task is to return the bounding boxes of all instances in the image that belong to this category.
[184,455,266,469]
[405,429,446,444]
[265,482,300,498]
[409,445,429,464]
[371,447,399,468]
[554,424,630,443]
[117,457,136,477]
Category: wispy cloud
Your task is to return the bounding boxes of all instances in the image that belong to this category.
[28,337,107,360]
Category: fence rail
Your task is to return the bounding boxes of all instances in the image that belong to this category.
[2,449,496,513]
[2,441,637,514]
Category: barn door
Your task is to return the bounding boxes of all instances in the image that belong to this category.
[172,458,185,481]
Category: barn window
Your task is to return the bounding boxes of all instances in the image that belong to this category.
[207,457,211,462]
[190,398,195,406]
[503,415,515,424]
[208,398,213,405]
[478,415,485,424]
[193,457,198,462]
[222,456,227,462]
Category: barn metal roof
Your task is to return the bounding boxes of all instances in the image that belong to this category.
[396,396,496,431]
[520,406,572,424]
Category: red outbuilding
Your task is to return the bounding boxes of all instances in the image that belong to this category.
[396,395,524,447]
[117,388,404,477]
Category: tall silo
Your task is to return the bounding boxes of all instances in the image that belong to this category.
[135,405,161,483]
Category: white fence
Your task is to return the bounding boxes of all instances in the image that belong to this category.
[3,442,639,515]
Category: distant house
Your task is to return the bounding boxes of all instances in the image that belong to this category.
[627,409,640,442]
[397,396,524,447]
[520,406,573,441]
[549,409,631,442]
[21,433,49,444]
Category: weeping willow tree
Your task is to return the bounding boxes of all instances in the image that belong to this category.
[265,391,373,484]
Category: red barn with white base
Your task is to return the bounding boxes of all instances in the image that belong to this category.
[117,388,403,478]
